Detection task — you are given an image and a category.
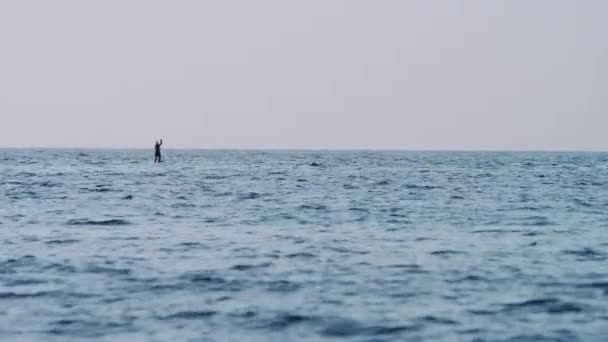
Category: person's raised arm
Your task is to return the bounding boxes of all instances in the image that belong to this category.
[160,139,163,145]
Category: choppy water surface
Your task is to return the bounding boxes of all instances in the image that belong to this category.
[1,150,608,341]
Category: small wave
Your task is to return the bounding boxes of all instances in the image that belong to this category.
[5,181,25,185]
[396,268,429,275]
[259,313,316,330]
[214,191,233,197]
[321,318,419,337]
[309,162,322,167]
[416,316,459,325]
[66,219,132,226]
[145,282,186,293]
[471,229,523,234]
[573,198,593,208]
[171,202,196,209]
[430,250,468,256]
[84,265,131,276]
[476,172,493,178]
[576,282,608,295]
[285,252,316,259]
[501,298,585,314]
[42,262,77,274]
[404,184,441,190]
[122,195,134,200]
[101,296,127,304]
[576,281,608,290]
[3,278,48,287]
[184,273,226,285]
[520,216,554,226]
[458,328,485,335]
[299,204,327,211]
[204,174,230,180]
[448,275,489,283]
[160,310,217,320]
[374,180,391,186]
[36,181,61,188]
[468,309,495,316]
[563,248,605,260]
[328,246,369,255]
[229,310,258,319]
[415,237,437,241]
[83,161,107,167]
[178,242,202,248]
[237,192,265,200]
[518,205,551,211]
[382,263,421,269]
[0,291,55,299]
[265,252,281,259]
[546,303,586,314]
[80,187,117,193]
[142,172,166,177]
[265,280,301,293]
[231,262,272,271]
[45,239,80,245]
[1,255,37,271]
[382,264,428,274]
[10,191,38,199]
[47,318,130,337]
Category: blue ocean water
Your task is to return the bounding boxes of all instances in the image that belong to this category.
[1,149,607,341]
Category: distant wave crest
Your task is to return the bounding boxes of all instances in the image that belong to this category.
[66,219,132,226]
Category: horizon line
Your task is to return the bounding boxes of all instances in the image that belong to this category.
[1,146,607,153]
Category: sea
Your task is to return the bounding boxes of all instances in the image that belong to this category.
[1,149,607,341]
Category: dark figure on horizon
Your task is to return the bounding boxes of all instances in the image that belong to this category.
[154,139,163,163]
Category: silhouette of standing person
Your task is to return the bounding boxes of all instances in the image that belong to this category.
[154,139,163,163]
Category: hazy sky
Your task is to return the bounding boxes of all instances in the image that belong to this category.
[1,0,607,150]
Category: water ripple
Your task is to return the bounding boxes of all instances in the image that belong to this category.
[1,150,607,341]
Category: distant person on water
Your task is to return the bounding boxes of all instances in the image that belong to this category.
[154,139,163,163]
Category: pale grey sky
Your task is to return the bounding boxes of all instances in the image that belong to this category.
[1,0,607,150]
